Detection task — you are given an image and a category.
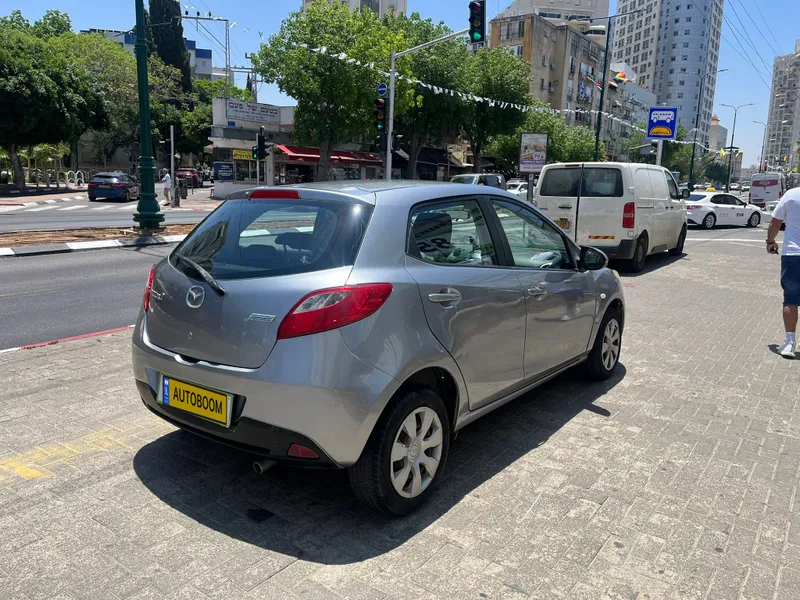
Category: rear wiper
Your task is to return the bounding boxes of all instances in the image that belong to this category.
[174,254,226,296]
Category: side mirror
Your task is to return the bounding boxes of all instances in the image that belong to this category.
[682,188,691,199]
[580,246,609,271]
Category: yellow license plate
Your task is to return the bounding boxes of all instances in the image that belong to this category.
[99,185,111,189]
[160,376,231,426]
[557,219,570,230]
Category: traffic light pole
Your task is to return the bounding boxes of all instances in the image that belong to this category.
[385,28,469,181]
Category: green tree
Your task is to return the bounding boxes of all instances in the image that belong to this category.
[178,82,252,155]
[31,9,71,37]
[149,0,192,92]
[383,12,468,179]
[257,0,412,180]
[705,161,728,184]
[461,47,531,171]
[0,27,109,190]
[0,9,30,30]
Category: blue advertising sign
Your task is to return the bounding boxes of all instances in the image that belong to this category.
[647,107,679,140]
[377,82,388,97]
[213,161,234,181]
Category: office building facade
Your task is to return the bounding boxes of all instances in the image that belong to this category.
[492,0,609,22]
[765,41,800,172]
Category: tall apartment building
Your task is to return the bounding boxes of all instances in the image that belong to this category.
[301,0,406,16]
[765,40,800,172]
[491,12,606,129]
[613,0,723,147]
[492,0,609,21]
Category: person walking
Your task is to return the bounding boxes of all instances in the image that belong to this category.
[160,169,172,207]
[766,185,800,358]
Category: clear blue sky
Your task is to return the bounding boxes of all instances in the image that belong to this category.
[9,0,799,165]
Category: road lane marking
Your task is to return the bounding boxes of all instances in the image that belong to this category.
[90,206,113,211]
[26,206,58,212]
[117,205,137,210]
[0,207,20,213]
[0,289,56,298]
[58,205,85,211]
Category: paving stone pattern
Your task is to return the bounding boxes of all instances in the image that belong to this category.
[0,234,798,599]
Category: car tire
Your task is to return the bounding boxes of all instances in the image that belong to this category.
[88,196,95,202]
[702,212,716,229]
[668,226,686,256]
[624,234,648,273]
[747,212,760,228]
[123,190,130,203]
[349,388,450,517]
[582,307,623,381]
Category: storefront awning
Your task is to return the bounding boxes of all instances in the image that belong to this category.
[276,145,382,164]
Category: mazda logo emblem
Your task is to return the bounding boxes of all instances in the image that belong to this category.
[186,286,206,309]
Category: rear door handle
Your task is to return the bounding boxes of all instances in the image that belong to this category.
[558,204,572,209]
[428,290,462,305]
[527,285,548,300]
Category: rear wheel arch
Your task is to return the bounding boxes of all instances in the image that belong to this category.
[392,367,460,432]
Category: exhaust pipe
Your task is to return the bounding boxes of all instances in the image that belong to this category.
[252,458,276,475]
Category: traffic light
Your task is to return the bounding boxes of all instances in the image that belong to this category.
[374,98,386,133]
[377,133,388,152]
[257,133,267,160]
[251,145,258,160]
[468,1,486,45]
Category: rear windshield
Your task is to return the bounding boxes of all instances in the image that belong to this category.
[538,167,623,197]
[91,175,120,183]
[171,199,373,281]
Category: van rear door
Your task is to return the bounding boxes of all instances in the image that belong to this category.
[535,164,625,248]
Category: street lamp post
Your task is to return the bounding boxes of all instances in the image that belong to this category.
[753,120,767,173]
[720,102,754,192]
[688,68,727,188]
[132,0,164,230]
[590,8,646,161]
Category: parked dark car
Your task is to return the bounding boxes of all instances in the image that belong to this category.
[176,167,202,188]
[88,172,140,202]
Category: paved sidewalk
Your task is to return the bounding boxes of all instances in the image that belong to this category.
[0,236,799,599]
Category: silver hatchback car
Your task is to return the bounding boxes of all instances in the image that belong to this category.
[132,181,625,515]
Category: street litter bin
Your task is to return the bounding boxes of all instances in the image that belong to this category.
[179,178,188,200]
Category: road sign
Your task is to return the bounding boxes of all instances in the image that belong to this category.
[647,107,679,140]
[378,82,388,97]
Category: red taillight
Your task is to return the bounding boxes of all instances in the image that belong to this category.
[622,202,635,228]
[88,182,97,187]
[250,189,301,199]
[288,444,319,459]
[143,265,156,312]
[686,205,702,210]
[277,284,393,339]
[112,183,126,187]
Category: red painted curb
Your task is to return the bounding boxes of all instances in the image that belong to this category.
[18,325,135,350]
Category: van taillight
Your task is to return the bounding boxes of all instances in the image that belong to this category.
[622,202,635,228]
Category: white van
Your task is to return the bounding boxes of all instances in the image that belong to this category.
[533,162,689,272]
[749,173,785,211]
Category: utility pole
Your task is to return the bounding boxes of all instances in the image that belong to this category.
[180,13,230,96]
[655,140,664,166]
[133,0,164,230]
[170,124,175,206]
[721,103,754,192]
[688,69,727,188]
[589,8,647,161]
[386,28,469,180]
[754,120,767,173]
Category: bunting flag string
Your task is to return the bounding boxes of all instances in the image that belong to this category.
[294,42,713,152]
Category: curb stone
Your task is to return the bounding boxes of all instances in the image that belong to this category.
[0,234,186,258]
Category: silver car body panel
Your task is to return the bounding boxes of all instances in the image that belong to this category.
[132,181,624,468]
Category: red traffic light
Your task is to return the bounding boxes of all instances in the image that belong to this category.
[469,1,482,14]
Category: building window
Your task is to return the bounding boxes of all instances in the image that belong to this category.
[686,17,691,22]
[682,55,688,60]
[685,29,690,35]
[678,92,684,98]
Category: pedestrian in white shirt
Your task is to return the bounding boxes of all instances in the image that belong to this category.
[766,186,800,358]
[160,169,172,207]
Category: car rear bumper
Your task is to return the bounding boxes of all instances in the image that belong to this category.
[595,238,637,260]
[89,187,127,198]
[131,313,397,468]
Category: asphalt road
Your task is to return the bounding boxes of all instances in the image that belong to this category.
[0,199,209,233]
[0,245,171,350]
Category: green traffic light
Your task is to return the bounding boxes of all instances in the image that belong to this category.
[472,31,482,42]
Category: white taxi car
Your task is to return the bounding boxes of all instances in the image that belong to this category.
[686,192,762,229]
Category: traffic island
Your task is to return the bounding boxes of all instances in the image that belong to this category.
[0,224,196,257]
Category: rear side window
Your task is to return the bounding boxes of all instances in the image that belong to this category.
[171,199,373,281]
[538,168,623,197]
[451,175,477,184]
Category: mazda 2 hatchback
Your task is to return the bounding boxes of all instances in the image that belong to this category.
[132,181,625,515]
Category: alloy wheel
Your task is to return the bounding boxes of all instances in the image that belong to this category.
[390,407,444,499]
[601,318,621,371]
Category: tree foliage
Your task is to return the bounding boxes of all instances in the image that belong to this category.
[149,0,192,92]
[257,0,413,180]
[461,47,531,171]
[0,26,109,189]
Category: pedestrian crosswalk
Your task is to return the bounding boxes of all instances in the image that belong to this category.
[0,200,215,215]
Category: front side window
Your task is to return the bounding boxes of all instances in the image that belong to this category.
[491,200,571,270]
[408,199,497,267]
[664,172,680,198]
